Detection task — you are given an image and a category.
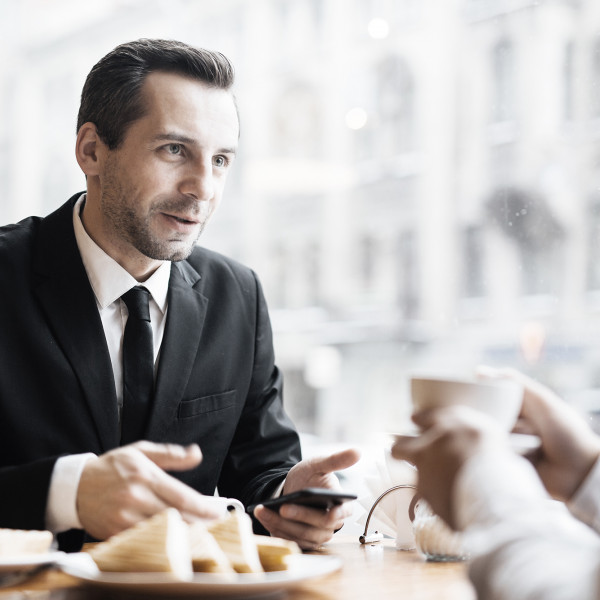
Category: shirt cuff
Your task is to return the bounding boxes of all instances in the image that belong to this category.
[271,479,286,499]
[568,456,600,532]
[45,453,97,533]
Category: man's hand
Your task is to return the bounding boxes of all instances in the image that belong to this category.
[477,366,600,501]
[77,441,223,540]
[391,406,506,528]
[253,448,360,550]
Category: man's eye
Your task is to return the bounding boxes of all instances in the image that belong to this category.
[214,155,228,167]
[167,144,182,154]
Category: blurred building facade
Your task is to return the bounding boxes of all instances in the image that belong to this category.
[2,0,600,442]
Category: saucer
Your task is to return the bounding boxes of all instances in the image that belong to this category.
[391,432,541,455]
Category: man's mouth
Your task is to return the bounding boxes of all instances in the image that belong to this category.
[164,213,200,225]
[160,212,204,234]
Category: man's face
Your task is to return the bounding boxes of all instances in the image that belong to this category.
[97,71,239,264]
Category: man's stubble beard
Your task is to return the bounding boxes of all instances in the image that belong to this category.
[101,163,204,263]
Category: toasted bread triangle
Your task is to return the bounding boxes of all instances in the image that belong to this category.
[88,508,192,580]
[189,519,235,573]
[254,534,301,571]
[207,510,263,573]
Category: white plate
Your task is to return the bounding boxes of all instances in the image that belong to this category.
[391,432,541,455]
[0,551,65,572]
[60,552,342,597]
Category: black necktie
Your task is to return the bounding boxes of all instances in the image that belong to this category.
[120,286,154,445]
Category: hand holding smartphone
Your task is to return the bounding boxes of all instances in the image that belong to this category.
[247,487,357,514]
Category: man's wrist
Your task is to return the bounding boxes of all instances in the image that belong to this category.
[568,454,600,530]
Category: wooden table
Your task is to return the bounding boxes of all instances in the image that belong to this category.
[0,536,476,599]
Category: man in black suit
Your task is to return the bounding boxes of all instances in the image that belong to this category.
[0,39,359,551]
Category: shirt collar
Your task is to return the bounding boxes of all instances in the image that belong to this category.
[72,194,171,312]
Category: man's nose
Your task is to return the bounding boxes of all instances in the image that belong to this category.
[179,161,214,201]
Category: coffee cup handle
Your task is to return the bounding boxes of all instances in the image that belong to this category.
[408,492,421,523]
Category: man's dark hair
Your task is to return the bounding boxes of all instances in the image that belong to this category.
[77,38,235,149]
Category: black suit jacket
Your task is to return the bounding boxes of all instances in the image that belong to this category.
[0,194,301,550]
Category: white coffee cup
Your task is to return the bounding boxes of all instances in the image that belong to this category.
[410,376,523,430]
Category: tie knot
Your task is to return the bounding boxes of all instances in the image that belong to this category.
[122,286,151,322]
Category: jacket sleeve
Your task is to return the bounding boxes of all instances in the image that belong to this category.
[0,456,57,530]
[216,271,302,510]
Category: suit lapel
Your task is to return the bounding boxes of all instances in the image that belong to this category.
[32,196,120,452]
[148,260,208,439]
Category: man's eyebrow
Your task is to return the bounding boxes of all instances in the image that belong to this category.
[153,132,237,154]
[154,132,196,144]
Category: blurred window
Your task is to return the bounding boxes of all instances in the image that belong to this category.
[462,225,486,299]
[274,83,322,158]
[491,38,515,123]
[563,40,575,122]
[396,229,419,318]
[4,0,600,446]
[587,199,600,291]
[273,241,289,308]
[592,36,600,118]
[305,240,321,305]
[376,55,415,154]
[360,235,377,289]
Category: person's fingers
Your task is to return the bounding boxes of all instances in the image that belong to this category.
[390,435,421,463]
[393,408,470,463]
[131,442,203,471]
[278,503,349,528]
[304,448,361,475]
[111,485,171,527]
[148,466,223,520]
[253,505,334,550]
[78,453,169,538]
[512,416,537,436]
[415,405,508,440]
[411,408,443,430]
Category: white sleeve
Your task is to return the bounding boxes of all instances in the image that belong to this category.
[45,453,97,533]
[454,451,600,600]
[568,457,600,533]
[271,479,285,498]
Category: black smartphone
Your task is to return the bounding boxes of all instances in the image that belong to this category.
[247,487,357,514]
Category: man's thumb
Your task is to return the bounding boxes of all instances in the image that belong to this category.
[309,448,361,474]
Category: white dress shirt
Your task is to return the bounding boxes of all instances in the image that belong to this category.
[454,448,600,600]
[45,194,171,532]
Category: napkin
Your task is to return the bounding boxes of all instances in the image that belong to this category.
[356,450,418,550]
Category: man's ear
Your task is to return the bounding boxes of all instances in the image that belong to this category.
[75,123,106,176]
